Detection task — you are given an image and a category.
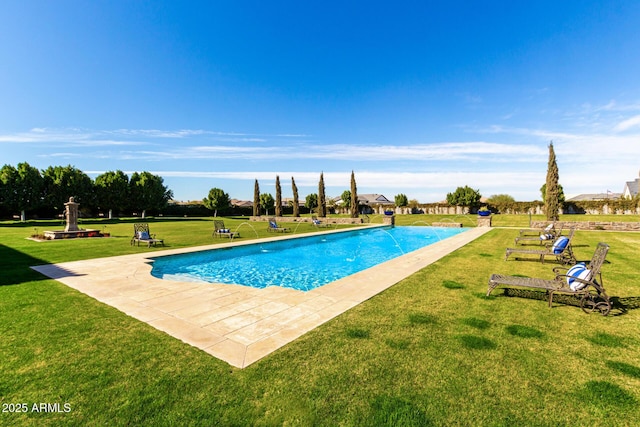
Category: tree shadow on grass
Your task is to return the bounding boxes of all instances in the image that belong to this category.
[0,244,51,286]
[442,280,465,289]
[458,334,497,350]
[366,395,433,427]
[606,361,640,379]
[461,317,491,330]
[505,324,544,338]
[573,381,636,409]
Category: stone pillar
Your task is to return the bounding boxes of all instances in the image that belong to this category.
[477,215,492,227]
[382,215,395,226]
[64,197,80,232]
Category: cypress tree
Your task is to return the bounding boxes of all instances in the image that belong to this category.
[318,172,326,217]
[544,142,560,221]
[350,170,359,218]
[253,179,260,217]
[291,176,299,217]
[275,175,282,217]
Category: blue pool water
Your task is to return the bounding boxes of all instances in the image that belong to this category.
[150,226,468,291]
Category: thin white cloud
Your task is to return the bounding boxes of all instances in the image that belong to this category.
[0,127,310,146]
[110,141,543,162]
[613,115,640,132]
[0,128,150,146]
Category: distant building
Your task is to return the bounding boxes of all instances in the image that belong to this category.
[231,199,253,208]
[623,171,640,199]
[357,194,393,205]
[333,193,392,205]
[566,193,621,202]
[567,170,640,202]
[332,193,393,214]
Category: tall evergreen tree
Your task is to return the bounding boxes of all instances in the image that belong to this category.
[275,175,282,217]
[350,170,358,218]
[253,179,260,216]
[318,172,326,217]
[291,176,299,217]
[544,142,560,221]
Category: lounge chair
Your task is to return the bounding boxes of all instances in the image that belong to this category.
[312,216,330,228]
[213,220,239,239]
[517,222,559,237]
[514,224,563,245]
[131,223,164,247]
[505,228,576,265]
[487,242,611,315]
[267,218,290,233]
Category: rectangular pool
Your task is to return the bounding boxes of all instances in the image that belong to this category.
[150,226,468,291]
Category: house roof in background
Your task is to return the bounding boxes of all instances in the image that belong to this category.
[566,193,622,202]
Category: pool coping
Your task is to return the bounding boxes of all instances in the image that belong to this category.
[31,225,491,368]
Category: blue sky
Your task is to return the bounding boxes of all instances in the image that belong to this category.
[2,1,640,203]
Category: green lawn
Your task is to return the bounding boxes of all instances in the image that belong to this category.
[1,216,639,426]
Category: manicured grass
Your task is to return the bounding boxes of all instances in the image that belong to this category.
[1,217,639,426]
[390,213,640,228]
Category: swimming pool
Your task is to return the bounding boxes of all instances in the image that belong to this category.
[150,226,468,291]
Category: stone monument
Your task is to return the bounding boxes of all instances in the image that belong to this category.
[64,197,80,232]
[43,196,103,239]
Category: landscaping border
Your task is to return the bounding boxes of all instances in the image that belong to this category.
[531,221,640,231]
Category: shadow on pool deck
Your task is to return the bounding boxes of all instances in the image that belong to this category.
[32,226,492,368]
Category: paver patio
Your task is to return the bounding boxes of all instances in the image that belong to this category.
[32,226,491,368]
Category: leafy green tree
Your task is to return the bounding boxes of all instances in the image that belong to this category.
[0,162,44,220]
[260,193,274,215]
[253,180,260,216]
[0,166,8,217]
[203,187,230,217]
[275,176,282,217]
[326,196,336,214]
[446,186,482,207]
[350,171,358,218]
[0,164,18,216]
[95,170,129,217]
[318,172,326,217]
[544,142,561,221]
[486,194,515,213]
[341,190,352,210]
[129,171,173,218]
[395,193,408,207]
[305,193,318,211]
[291,177,300,217]
[42,165,94,210]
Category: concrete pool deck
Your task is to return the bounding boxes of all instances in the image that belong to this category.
[32,225,491,368]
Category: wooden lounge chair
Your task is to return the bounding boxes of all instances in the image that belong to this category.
[213,220,239,239]
[131,223,164,247]
[267,218,290,233]
[514,224,563,245]
[505,228,576,265]
[312,216,330,228]
[487,242,611,315]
